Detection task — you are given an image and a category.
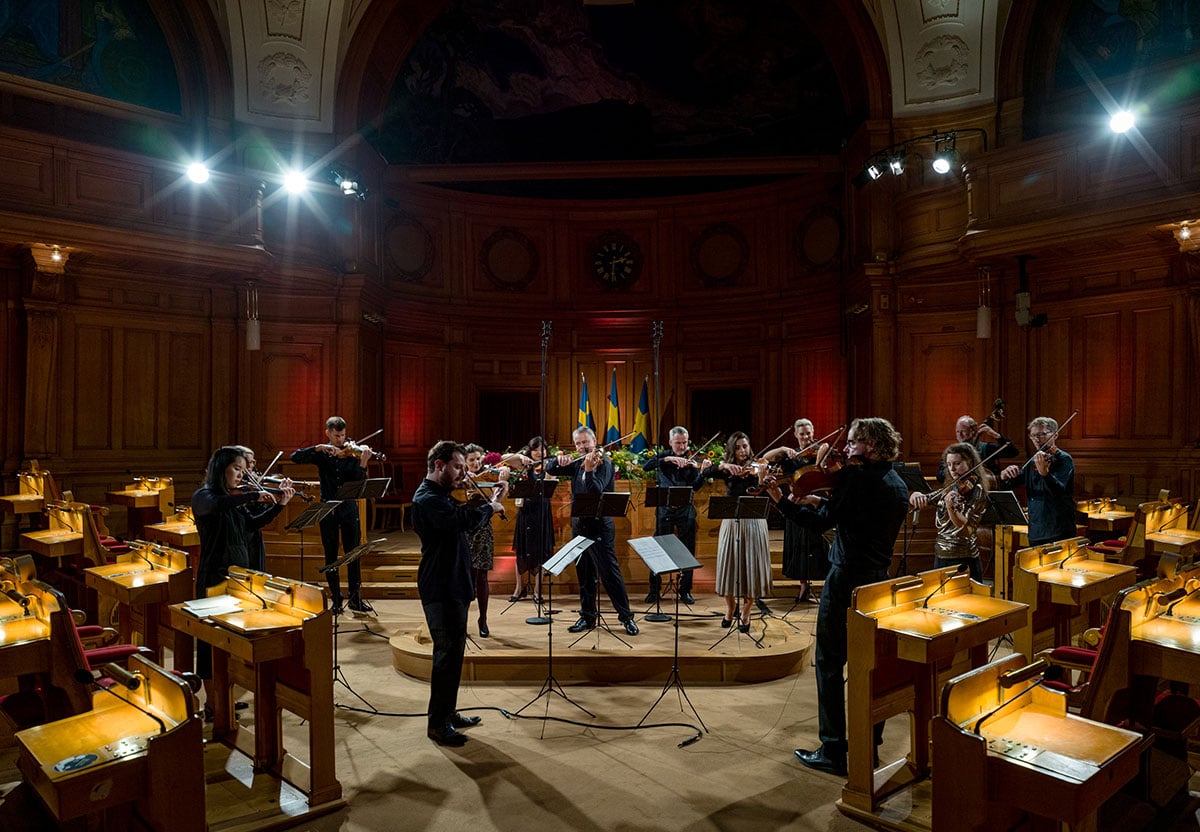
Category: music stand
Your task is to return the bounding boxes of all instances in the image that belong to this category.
[517,535,596,722]
[706,496,770,650]
[568,492,633,649]
[643,487,695,622]
[509,478,560,625]
[334,477,392,503]
[981,491,1028,526]
[286,500,341,591]
[319,537,386,710]
[628,535,707,731]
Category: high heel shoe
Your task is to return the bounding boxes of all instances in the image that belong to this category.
[508,588,527,603]
[479,620,490,638]
[721,617,733,628]
[738,621,751,633]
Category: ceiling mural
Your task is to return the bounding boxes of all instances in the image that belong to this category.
[1056,0,1200,90]
[368,0,847,165]
[0,0,181,113]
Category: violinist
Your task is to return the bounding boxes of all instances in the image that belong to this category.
[909,443,989,582]
[706,431,771,633]
[462,444,509,638]
[231,445,289,572]
[1000,416,1076,545]
[768,417,908,777]
[506,437,554,606]
[546,426,638,636]
[290,416,373,616]
[936,414,1016,483]
[192,446,295,712]
[641,426,712,605]
[413,441,505,746]
[762,419,830,604]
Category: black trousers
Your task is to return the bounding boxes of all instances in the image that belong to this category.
[319,507,362,602]
[648,507,696,594]
[574,519,632,622]
[422,599,469,730]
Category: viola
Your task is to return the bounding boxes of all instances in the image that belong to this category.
[332,441,387,461]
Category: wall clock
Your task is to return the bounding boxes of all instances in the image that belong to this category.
[590,231,642,289]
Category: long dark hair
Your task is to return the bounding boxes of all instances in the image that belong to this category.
[726,431,752,464]
[204,446,247,494]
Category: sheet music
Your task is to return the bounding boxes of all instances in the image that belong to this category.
[181,594,243,617]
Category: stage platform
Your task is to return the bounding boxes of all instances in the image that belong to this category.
[390,598,817,685]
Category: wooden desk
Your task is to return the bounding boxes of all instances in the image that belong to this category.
[839,567,1027,820]
[993,523,1029,600]
[15,653,203,832]
[19,501,88,561]
[168,567,341,805]
[1124,569,1200,723]
[1,470,55,517]
[932,654,1149,831]
[1012,537,1137,660]
[144,507,200,576]
[0,576,93,720]
[106,477,175,538]
[84,541,194,670]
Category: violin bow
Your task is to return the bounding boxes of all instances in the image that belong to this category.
[1016,409,1080,473]
[683,432,721,462]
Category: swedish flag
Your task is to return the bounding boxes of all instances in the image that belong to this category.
[630,376,650,453]
[605,368,621,445]
[577,373,595,431]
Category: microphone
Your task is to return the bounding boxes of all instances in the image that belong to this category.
[1164,584,1200,617]
[3,587,31,614]
[911,506,921,526]
[225,572,269,609]
[922,562,969,608]
[131,546,158,571]
[75,664,166,735]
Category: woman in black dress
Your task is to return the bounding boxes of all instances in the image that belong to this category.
[765,419,830,602]
[463,443,509,637]
[192,446,294,709]
[508,436,555,605]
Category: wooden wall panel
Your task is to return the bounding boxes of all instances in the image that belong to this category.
[1132,306,1174,439]
[786,338,847,439]
[260,343,327,452]
[0,137,54,206]
[70,324,113,451]
[122,329,159,449]
[167,332,204,450]
[1031,319,1074,440]
[1080,312,1120,439]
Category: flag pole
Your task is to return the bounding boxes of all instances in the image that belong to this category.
[652,321,663,446]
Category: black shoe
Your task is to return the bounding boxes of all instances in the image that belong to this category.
[508,588,527,603]
[567,617,595,633]
[428,725,468,747]
[680,591,696,605]
[348,598,375,616]
[644,591,659,604]
[738,622,750,633]
[478,620,490,638]
[756,598,772,614]
[794,748,847,776]
[330,597,344,615]
[450,712,481,729]
[721,617,733,628]
[797,587,811,603]
[623,619,639,636]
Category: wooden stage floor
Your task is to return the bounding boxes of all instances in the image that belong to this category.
[389,595,818,685]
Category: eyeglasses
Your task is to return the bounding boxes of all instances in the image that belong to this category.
[1029,432,1052,439]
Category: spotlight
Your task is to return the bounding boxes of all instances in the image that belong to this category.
[1110,110,1135,133]
[866,162,884,180]
[1182,224,1192,241]
[50,246,63,263]
[186,162,210,184]
[282,170,308,194]
[339,178,358,195]
[888,154,905,176]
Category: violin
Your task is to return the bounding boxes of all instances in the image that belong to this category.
[331,441,386,461]
[236,483,313,503]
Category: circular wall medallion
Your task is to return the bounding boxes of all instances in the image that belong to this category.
[793,206,842,274]
[691,223,749,287]
[590,230,642,289]
[480,227,539,292]
[383,214,435,283]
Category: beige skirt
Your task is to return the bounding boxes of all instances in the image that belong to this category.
[715,518,772,598]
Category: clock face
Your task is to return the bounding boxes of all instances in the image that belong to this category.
[591,232,642,288]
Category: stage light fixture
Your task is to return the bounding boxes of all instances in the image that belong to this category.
[867,162,884,180]
[282,170,308,194]
[888,154,905,176]
[186,162,210,184]
[857,128,986,188]
[1110,110,1135,133]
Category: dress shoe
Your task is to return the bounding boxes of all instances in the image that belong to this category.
[348,598,375,617]
[427,725,468,747]
[567,616,595,633]
[450,712,481,729]
[680,591,696,605]
[721,617,733,628]
[623,619,639,636]
[643,591,659,604]
[478,619,490,638]
[794,748,847,776]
